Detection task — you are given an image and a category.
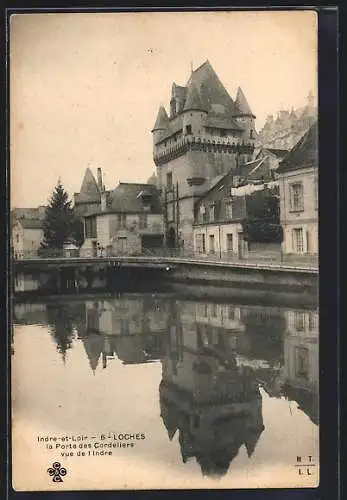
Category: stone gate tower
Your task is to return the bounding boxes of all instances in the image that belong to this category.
[152,60,256,252]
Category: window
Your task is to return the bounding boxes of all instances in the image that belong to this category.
[16,234,19,243]
[118,236,127,253]
[185,125,192,135]
[195,234,206,254]
[306,230,310,252]
[226,202,233,219]
[167,172,172,187]
[294,311,305,331]
[139,214,148,229]
[209,234,215,254]
[211,303,217,317]
[293,228,304,253]
[250,129,254,139]
[85,217,97,238]
[289,182,304,211]
[295,347,309,380]
[118,213,126,228]
[209,205,215,222]
[226,233,233,252]
[308,313,316,331]
[228,306,235,320]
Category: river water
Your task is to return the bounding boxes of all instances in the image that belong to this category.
[12,292,319,490]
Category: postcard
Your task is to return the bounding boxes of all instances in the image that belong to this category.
[10,9,319,491]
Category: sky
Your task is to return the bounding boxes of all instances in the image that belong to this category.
[10,10,317,208]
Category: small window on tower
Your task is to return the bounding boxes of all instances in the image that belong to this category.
[185,125,192,135]
[250,129,254,139]
[167,172,172,187]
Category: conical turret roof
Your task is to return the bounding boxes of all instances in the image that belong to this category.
[234,87,256,118]
[152,106,169,132]
[82,333,104,374]
[77,168,101,203]
[184,82,207,112]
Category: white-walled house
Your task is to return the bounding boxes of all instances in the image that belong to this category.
[192,168,281,259]
[277,122,318,257]
[12,218,44,259]
[81,182,164,257]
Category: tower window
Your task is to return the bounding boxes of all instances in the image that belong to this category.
[250,129,254,139]
[166,172,172,187]
[185,125,192,135]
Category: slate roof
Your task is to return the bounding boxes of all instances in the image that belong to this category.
[154,60,245,143]
[85,183,162,216]
[234,87,255,118]
[172,83,187,100]
[152,106,170,132]
[183,82,207,112]
[82,334,104,373]
[74,168,101,204]
[266,148,289,158]
[187,61,241,127]
[277,121,318,173]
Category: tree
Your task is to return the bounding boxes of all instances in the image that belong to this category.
[70,216,84,247]
[41,180,74,249]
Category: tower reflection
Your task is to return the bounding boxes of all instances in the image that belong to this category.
[14,295,319,475]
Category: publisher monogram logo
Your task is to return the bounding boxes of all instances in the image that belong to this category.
[47,461,67,482]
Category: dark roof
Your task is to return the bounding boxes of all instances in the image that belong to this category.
[154,60,248,144]
[172,83,187,100]
[203,114,242,131]
[75,168,101,204]
[152,106,170,132]
[183,82,207,112]
[16,218,44,230]
[234,87,255,118]
[265,148,289,158]
[82,334,104,373]
[186,61,240,126]
[102,183,162,214]
[277,121,318,173]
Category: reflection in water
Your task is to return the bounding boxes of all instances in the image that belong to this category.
[13,295,319,478]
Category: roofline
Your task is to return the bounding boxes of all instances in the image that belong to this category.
[232,112,256,119]
[194,172,230,205]
[83,210,163,218]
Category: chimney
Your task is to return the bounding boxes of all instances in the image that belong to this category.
[101,191,107,212]
[97,168,103,192]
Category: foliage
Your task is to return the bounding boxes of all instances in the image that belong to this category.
[46,304,74,363]
[243,219,283,243]
[242,189,283,243]
[70,217,84,247]
[41,180,75,249]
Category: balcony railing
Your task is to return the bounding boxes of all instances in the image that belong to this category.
[154,136,255,166]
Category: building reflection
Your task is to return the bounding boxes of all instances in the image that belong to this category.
[13,296,319,471]
[282,309,319,425]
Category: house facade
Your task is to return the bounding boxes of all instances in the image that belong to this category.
[12,218,44,259]
[192,171,247,258]
[192,167,281,259]
[277,122,318,257]
[81,182,164,256]
[152,60,257,252]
